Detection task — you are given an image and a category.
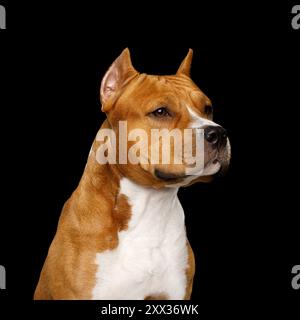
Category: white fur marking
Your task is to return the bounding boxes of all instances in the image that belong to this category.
[187,106,218,128]
[92,178,189,300]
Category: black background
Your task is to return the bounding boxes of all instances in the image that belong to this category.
[0,1,299,318]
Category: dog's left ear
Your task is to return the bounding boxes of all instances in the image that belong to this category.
[176,49,193,77]
[100,48,138,112]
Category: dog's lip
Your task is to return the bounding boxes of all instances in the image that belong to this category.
[154,169,190,181]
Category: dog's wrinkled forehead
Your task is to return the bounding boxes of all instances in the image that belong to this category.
[161,75,212,114]
[122,73,212,116]
[147,74,210,100]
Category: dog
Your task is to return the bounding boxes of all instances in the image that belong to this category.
[34,48,230,300]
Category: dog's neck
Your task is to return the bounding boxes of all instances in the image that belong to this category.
[76,142,182,231]
[119,177,180,229]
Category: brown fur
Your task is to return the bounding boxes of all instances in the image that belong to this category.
[34,142,127,299]
[184,241,196,299]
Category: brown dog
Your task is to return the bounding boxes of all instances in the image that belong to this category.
[34,49,230,300]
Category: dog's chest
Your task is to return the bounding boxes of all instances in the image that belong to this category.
[92,178,188,300]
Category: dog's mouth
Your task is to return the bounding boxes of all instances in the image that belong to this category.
[154,169,190,181]
[154,159,229,183]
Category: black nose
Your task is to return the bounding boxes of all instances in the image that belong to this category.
[204,125,227,149]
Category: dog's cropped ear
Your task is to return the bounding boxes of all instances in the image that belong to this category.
[176,49,193,77]
[100,48,138,112]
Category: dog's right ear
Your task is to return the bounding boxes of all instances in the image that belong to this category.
[100,48,138,112]
[176,49,193,77]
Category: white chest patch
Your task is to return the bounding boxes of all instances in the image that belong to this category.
[92,177,189,300]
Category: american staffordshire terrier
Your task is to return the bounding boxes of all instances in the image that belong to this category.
[34,48,230,300]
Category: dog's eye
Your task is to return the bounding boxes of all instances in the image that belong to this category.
[151,107,171,118]
[204,105,213,116]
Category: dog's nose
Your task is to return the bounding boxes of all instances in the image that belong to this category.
[204,125,227,149]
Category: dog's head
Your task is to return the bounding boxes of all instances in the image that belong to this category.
[98,48,230,188]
